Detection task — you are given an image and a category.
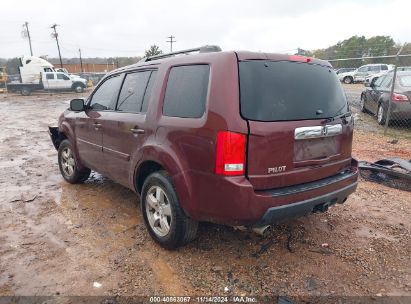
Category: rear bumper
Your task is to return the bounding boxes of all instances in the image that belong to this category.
[254,182,357,227]
[392,102,411,120]
[178,159,359,226]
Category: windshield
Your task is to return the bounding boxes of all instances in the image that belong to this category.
[239,60,348,121]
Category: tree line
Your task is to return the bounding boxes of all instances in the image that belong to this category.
[2,37,410,74]
[299,35,411,68]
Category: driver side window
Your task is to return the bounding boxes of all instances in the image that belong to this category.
[89,75,123,111]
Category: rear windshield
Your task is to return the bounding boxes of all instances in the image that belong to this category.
[399,75,411,87]
[239,60,348,121]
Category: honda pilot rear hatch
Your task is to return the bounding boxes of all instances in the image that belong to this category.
[239,58,353,190]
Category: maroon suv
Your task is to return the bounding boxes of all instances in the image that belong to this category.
[49,46,358,249]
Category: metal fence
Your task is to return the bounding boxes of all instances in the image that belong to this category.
[329,52,411,142]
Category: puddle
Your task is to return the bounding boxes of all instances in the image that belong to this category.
[355,226,398,242]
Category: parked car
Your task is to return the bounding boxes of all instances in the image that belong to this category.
[335,67,355,75]
[398,66,411,72]
[49,46,359,249]
[339,64,394,84]
[360,71,411,124]
[364,71,389,86]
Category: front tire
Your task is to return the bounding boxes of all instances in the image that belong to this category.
[58,139,90,183]
[141,170,198,249]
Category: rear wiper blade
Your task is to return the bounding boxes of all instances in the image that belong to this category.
[324,112,351,123]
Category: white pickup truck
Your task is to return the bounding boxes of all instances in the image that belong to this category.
[8,71,87,96]
[7,56,88,95]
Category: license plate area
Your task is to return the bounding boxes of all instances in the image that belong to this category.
[294,136,340,162]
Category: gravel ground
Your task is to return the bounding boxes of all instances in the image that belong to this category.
[0,86,410,301]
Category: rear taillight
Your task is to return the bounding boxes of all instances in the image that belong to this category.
[392,93,409,102]
[215,131,246,176]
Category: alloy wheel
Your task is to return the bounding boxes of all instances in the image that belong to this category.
[145,185,172,237]
[61,147,75,177]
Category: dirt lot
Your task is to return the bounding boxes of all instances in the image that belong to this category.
[0,86,410,300]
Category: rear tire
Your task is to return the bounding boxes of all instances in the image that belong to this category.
[21,88,31,96]
[360,94,367,113]
[343,76,353,84]
[141,170,198,249]
[377,104,387,125]
[58,139,90,183]
[73,84,84,93]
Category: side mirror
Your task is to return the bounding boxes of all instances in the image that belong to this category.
[70,98,85,111]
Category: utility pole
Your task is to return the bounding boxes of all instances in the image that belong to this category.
[79,48,84,73]
[166,35,176,52]
[50,24,63,68]
[384,43,405,135]
[22,21,33,56]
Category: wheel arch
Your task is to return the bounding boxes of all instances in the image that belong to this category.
[71,81,86,89]
[58,121,87,170]
[133,146,193,217]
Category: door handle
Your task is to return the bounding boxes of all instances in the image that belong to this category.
[130,128,145,134]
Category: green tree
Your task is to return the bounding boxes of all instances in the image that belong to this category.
[145,45,163,58]
[6,58,21,75]
[311,35,398,68]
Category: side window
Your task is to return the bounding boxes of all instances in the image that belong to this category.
[381,75,393,88]
[46,73,54,80]
[57,73,64,80]
[163,65,210,118]
[89,75,123,111]
[141,71,157,113]
[369,66,380,72]
[381,65,388,71]
[117,71,151,112]
[358,66,368,72]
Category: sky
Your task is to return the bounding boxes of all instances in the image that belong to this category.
[0,0,410,59]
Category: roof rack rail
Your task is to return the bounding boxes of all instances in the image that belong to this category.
[140,45,222,62]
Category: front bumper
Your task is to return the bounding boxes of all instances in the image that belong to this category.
[48,126,60,150]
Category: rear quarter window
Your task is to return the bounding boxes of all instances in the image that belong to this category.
[163,65,210,118]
